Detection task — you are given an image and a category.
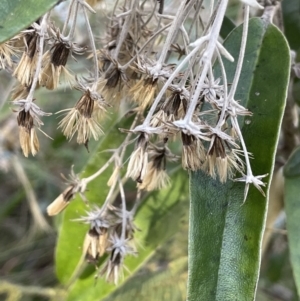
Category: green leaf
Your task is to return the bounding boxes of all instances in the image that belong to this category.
[220,16,235,40]
[188,18,290,301]
[0,0,58,44]
[282,0,300,51]
[284,146,300,297]
[103,257,188,301]
[66,168,188,301]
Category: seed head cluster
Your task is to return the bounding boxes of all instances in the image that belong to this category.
[0,0,267,285]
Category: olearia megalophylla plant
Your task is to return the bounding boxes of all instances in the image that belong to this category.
[0,0,268,284]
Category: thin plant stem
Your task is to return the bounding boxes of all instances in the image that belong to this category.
[62,0,76,35]
[80,2,99,86]
[130,189,141,214]
[118,177,127,240]
[215,50,228,128]
[187,0,205,37]
[83,112,140,184]
[11,156,52,233]
[120,22,172,70]
[155,0,195,69]
[231,116,251,174]
[228,5,249,102]
[184,0,228,122]
[113,0,137,60]
[98,179,119,215]
[26,13,49,103]
[141,36,209,127]
[66,0,79,40]
[83,154,116,184]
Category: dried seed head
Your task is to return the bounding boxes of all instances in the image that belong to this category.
[39,29,85,90]
[13,31,39,86]
[130,77,158,110]
[203,135,244,182]
[150,90,189,133]
[47,185,74,216]
[17,110,39,157]
[99,234,137,284]
[13,99,51,156]
[138,144,178,191]
[164,91,187,119]
[138,163,170,191]
[11,84,30,101]
[170,43,186,60]
[97,52,129,105]
[0,41,19,70]
[74,206,111,232]
[126,133,148,183]
[39,52,73,90]
[181,133,205,171]
[58,84,107,145]
[83,227,109,263]
[47,167,87,216]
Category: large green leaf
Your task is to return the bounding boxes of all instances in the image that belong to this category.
[284,146,300,297]
[0,0,58,44]
[188,18,290,301]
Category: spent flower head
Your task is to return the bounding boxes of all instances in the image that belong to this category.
[47,166,87,216]
[13,100,51,157]
[58,79,108,145]
[99,233,137,284]
[39,26,85,90]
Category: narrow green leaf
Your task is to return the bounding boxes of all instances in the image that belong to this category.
[0,0,58,44]
[282,0,300,51]
[66,169,188,301]
[188,18,290,301]
[284,146,300,297]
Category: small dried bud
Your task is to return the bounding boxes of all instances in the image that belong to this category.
[13,99,51,156]
[181,133,205,171]
[13,30,39,86]
[47,167,87,215]
[17,110,39,157]
[138,144,178,191]
[47,186,74,216]
[40,29,85,90]
[83,227,109,263]
[126,133,148,183]
[203,135,244,182]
